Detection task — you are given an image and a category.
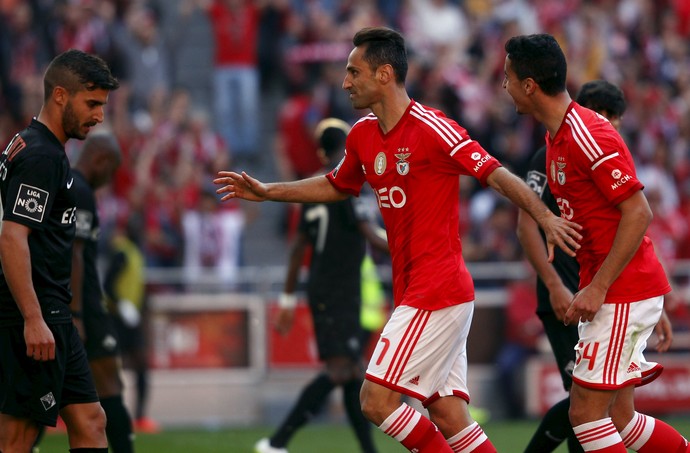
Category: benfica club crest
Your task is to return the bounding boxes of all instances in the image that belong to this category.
[395,150,411,176]
[550,160,567,185]
[556,162,567,185]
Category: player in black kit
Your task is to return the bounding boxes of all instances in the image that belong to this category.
[517,80,673,452]
[70,132,135,453]
[0,49,118,453]
[255,118,389,453]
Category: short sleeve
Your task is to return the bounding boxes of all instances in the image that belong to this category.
[2,155,62,229]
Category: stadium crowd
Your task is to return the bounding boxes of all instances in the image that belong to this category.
[0,0,689,295]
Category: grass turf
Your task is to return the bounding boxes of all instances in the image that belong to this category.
[36,417,690,452]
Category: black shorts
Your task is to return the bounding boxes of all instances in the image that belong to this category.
[83,300,120,360]
[538,311,580,391]
[112,317,145,355]
[310,305,364,361]
[0,322,99,426]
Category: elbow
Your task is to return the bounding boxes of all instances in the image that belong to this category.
[643,204,653,228]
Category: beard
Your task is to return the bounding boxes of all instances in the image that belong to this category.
[62,101,89,140]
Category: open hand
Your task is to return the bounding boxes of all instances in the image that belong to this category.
[213,171,268,202]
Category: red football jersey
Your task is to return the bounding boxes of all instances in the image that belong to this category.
[546,102,670,303]
[326,101,501,310]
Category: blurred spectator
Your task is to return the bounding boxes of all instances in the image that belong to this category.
[0,2,52,129]
[160,0,215,109]
[401,0,469,67]
[182,185,245,291]
[114,2,171,114]
[274,65,324,182]
[206,0,261,159]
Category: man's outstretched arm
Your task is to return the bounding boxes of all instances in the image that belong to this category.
[214,171,349,204]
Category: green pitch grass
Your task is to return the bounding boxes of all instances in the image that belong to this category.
[37,417,690,452]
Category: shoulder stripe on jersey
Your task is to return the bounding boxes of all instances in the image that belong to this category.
[3,134,26,161]
[591,152,620,171]
[450,139,473,157]
[353,114,377,128]
[410,103,465,148]
[566,110,604,162]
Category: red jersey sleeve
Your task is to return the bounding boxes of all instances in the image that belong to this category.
[580,125,643,206]
[326,144,365,197]
[408,103,501,185]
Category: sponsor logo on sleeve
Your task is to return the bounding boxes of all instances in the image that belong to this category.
[471,151,492,172]
[13,184,48,222]
[610,169,633,190]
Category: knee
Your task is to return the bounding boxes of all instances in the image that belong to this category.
[359,385,391,425]
[87,405,108,438]
[359,389,379,423]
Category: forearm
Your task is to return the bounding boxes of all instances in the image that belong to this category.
[265,175,349,203]
[488,168,551,227]
[517,210,562,290]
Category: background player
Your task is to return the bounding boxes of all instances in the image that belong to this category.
[517,79,672,452]
[255,117,388,453]
[217,27,582,453]
[71,131,135,453]
[103,212,158,434]
[504,33,688,452]
[0,49,118,453]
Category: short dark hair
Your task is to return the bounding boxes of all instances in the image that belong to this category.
[81,131,122,162]
[43,49,119,101]
[575,80,627,118]
[353,27,408,84]
[314,118,350,158]
[504,34,567,96]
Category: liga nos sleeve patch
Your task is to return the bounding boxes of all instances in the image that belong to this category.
[13,183,49,222]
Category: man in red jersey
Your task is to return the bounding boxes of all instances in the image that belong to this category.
[215,27,582,453]
[504,34,689,453]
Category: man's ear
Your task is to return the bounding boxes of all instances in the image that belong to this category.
[53,86,68,106]
[523,78,537,95]
[378,64,394,84]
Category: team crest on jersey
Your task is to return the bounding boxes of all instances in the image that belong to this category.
[557,162,567,185]
[13,184,48,223]
[374,152,387,175]
[395,149,411,175]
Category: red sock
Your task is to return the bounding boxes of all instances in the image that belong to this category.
[379,403,452,452]
[573,418,627,452]
[446,422,496,452]
[620,412,690,452]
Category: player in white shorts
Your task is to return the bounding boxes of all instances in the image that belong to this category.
[573,296,663,390]
[504,33,689,452]
[216,27,583,453]
[366,303,474,406]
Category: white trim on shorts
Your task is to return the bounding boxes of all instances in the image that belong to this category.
[573,296,664,390]
[365,302,474,407]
